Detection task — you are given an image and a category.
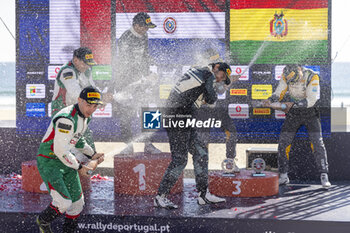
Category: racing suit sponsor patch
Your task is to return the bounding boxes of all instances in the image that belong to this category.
[58,129,69,134]
[58,122,72,130]
[63,72,73,80]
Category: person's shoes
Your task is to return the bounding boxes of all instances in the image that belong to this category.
[120,144,134,155]
[36,216,53,233]
[198,190,226,205]
[321,173,331,189]
[154,194,178,209]
[279,173,290,185]
[144,143,162,154]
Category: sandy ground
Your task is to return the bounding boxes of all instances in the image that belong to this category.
[0,108,15,121]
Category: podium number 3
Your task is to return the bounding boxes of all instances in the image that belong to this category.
[133,164,146,190]
[232,181,241,195]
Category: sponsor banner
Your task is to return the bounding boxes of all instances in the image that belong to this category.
[26,103,46,117]
[230,66,249,80]
[275,65,285,80]
[251,84,272,100]
[92,65,112,80]
[48,102,52,118]
[230,89,247,96]
[275,110,286,119]
[48,65,62,80]
[159,85,173,99]
[228,104,249,119]
[116,12,225,39]
[93,103,112,118]
[49,0,80,64]
[253,108,271,115]
[26,84,46,99]
[304,65,320,74]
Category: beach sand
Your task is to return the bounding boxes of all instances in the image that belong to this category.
[0,108,15,121]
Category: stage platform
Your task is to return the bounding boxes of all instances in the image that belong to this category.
[1,174,350,233]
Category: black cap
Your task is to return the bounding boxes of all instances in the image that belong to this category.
[79,86,103,105]
[73,47,96,66]
[283,64,300,83]
[133,12,157,28]
[216,62,232,85]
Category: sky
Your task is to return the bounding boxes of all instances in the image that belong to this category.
[0,0,349,63]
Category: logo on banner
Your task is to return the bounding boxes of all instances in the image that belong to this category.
[253,108,271,115]
[270,11,288,38]
[26,103,46,117]
[231,66,249,80]
[230,89,247,96]
[228,104,249,119]
[163,17,177,34]
[143,110,162,129]
[275,65,286,80]
[275,110,286,119]
[93,103,112,118]
[48,65,61,80]
[26,84,46,98]
[251,85,272,100]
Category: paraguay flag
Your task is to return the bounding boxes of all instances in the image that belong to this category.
[116,0,227,66]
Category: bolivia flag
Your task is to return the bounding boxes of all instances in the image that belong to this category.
[230,0,329,64]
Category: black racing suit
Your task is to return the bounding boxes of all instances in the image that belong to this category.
[158,66,218,195]
[269,68,328,174]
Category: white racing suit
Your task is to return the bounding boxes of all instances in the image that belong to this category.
[51,61,96,150]
[269,68,328,174]
[36,104,95,231]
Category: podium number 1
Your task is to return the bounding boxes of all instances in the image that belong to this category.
[232,181,241,195]
[133,164,146,190]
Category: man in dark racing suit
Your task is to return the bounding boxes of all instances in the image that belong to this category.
[154,62,232,209]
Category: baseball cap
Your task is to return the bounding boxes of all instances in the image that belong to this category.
[133,12,157,28]
[73,47,96,66]
[216,62,232,85]
[283,64,300,83]
[79,86,103,105]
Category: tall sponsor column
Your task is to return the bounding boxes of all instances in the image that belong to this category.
[15,0,50,173]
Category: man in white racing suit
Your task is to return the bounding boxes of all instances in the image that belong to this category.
[263,64,331,188]
[36,86,104,233]
[51,47,97,150]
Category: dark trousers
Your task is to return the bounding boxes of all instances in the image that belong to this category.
[278,110,329,174]
[196,107,237,159]
[158,127,209,195]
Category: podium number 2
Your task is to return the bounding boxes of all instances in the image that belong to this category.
[133,164,146,190]
[232,181,241,195]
